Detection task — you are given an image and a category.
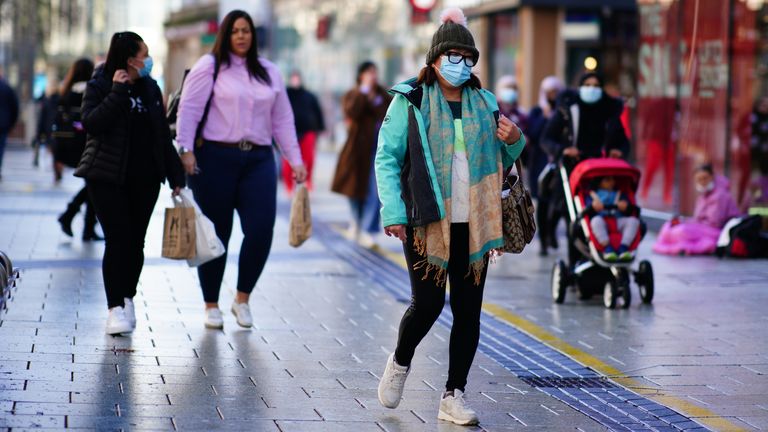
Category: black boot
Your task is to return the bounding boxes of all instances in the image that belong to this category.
[58,207,77,237]
[82,203,103,241]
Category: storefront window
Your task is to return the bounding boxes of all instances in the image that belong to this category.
[636,0,768,214]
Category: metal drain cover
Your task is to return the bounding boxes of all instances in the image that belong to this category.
[520,376,617,388]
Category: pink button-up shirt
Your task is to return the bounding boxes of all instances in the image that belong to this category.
[176,54,303,167]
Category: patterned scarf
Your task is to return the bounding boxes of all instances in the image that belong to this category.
[413,84,505,285]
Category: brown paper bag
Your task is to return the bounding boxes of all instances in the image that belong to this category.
[162,207,196,259]
[288,184,312,247]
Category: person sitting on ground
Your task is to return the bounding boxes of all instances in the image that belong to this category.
[653,164,741,255]
[585,175,640,261]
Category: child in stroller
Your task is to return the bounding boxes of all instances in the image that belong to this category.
[585,175,640,262]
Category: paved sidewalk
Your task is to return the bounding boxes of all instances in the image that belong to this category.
[1,147,766,431]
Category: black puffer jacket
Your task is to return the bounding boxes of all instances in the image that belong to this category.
[542,89,629,160]
[75,67,185,188]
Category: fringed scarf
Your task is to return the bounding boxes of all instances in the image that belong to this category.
[413,84,506,285]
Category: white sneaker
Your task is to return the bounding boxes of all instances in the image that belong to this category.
[359,232,377,248]
[204,308,224,329]
[106,307,133,335]
[230,301,253,328]
[438,390,479,426]
[378,353,410,409]
[346,221,360,241]
[123,298,136,329]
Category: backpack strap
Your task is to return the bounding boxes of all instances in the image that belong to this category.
[195,55,220,148]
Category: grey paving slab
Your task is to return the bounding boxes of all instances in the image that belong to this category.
[0,148,749,431]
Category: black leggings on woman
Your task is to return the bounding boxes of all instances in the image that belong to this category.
[88,179,160,309]
[394,223,488,393]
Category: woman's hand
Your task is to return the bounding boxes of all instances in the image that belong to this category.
[384,224,407,242]
[181,152,197,176]
[617,200,628,212]
[608,149,623,159]
[563,146,580,158]
[292,165,308,183]
[172,187,181,197]
[497,115,521,144]
[113,69,130,84]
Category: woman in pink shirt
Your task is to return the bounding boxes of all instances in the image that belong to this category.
[176,10,306,330]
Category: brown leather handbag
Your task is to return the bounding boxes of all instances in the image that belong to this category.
[501,159,536,254]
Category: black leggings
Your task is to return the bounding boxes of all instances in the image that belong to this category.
[394,223,488,392]
[88,179,160,309]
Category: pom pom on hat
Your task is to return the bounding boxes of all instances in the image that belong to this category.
[426,7,478,66]
[439,7,467,27]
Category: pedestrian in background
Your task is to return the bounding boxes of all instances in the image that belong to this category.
[540,72,629,256]
[33,82,62,179]
[176,10,306,330]
[653,164,741,255]
[527,75,564,255]
[495,75,527,135]
[284,70,324,193]
[331,61,391,248]
[75,31,185,335]
[54,58,102,241]
[375,8,524,426]
[0,70,19,181]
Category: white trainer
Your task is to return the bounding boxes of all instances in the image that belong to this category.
[438,390,479,426]
[123,297,136,329]
[105,307,133,335]
[204,308,224,329]
[377,353,410,409]
[358,232,377,248]
[230,302,253,328]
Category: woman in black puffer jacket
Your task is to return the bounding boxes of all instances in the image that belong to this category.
[75,31,185,336]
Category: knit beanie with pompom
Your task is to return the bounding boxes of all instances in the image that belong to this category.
[426,8,479,66]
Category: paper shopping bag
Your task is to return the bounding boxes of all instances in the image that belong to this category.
[162,206,196,259]
[288,184,312,247]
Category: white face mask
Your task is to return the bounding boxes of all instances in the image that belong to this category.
[695,181,715,193]
[579,86,602,104]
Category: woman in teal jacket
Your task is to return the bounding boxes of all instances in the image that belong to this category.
[374,8,525,426]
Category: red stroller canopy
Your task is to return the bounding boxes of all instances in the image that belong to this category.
[569,158,641,196]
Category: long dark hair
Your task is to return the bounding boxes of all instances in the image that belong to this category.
[415,65,482,89]
[213,10,270,85]
[60,58,94,96]
[103,32,144,79]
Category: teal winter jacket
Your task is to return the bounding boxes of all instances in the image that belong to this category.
[375,79,525,228]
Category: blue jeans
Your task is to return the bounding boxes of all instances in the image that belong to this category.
[188,143,277,303]
[349,166,381,233]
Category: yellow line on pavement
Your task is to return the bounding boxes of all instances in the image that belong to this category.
[371,245,745,432]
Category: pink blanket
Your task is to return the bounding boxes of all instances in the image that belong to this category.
[652,221,722,255]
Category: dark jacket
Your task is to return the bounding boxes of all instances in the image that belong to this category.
[52,83,87,168]
[287,86,325,137]
[75,67,184,188]
[331,85,391,199]
[542,89,629,160]
[0,78,19,133]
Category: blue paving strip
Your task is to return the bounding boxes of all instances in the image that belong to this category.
[312,221,710,432]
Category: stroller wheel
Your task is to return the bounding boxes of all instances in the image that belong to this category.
[603,278,618,309]
[618,269,632,309]
[637,260,654,304]
[551,260,568,304]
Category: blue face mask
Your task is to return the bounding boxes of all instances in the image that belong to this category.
[499,88,518,104]
[579,86,602,104]
[439,57,471,88]
[136,56,153,78]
